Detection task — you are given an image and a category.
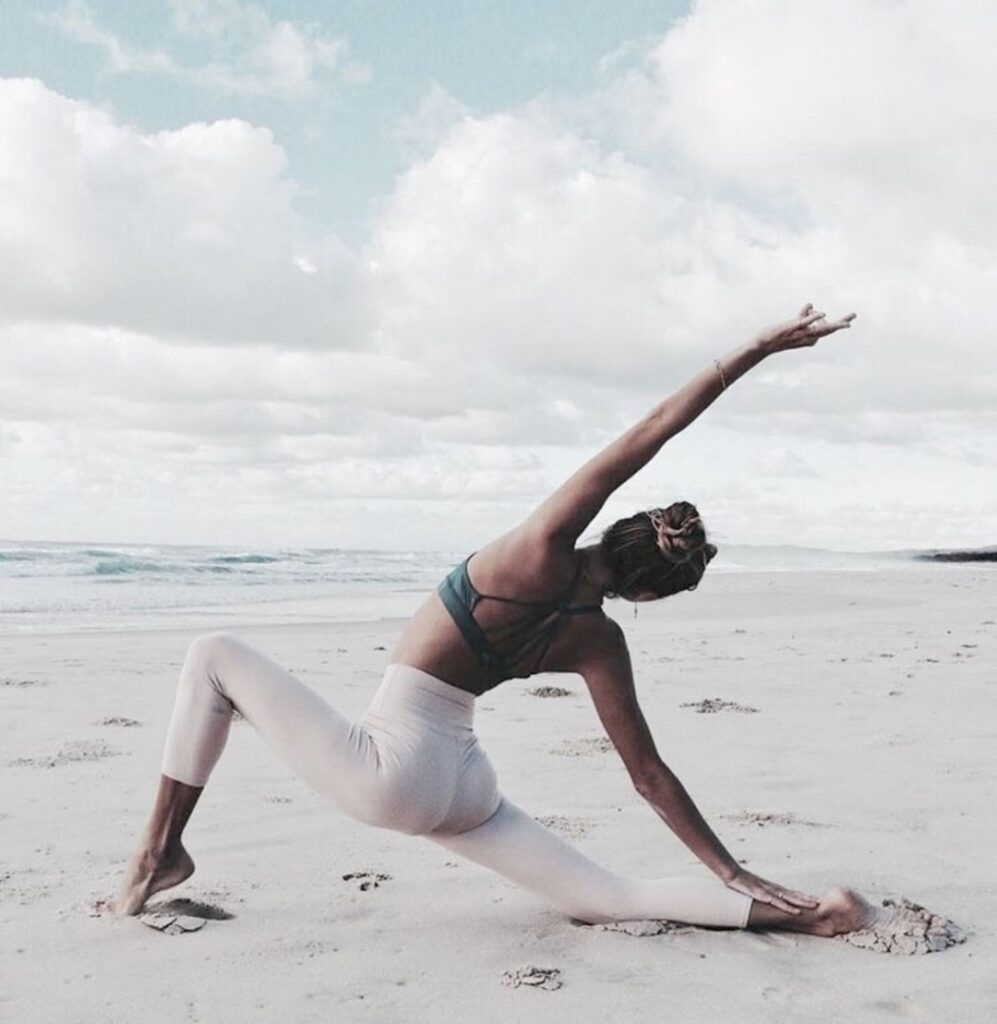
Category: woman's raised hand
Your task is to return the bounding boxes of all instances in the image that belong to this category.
[724,867,820,915]
[754,302,857,354]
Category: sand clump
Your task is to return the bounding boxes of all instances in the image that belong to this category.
[594,919,693,937]
[839,896,967,955]
[528,686,572,698]
[681,697,759,714]
[501,965,562,990]
[138,913,206,935]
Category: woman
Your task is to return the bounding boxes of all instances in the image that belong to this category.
[114,302,877,938]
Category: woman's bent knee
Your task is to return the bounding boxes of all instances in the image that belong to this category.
[185,630,242,673]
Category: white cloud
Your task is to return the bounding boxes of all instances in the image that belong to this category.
[3,0,997,549]
[0,79,372,348]
[42,0,367,100]
[393,82,471,158]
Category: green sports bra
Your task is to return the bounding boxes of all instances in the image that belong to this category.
[436,552,602,694]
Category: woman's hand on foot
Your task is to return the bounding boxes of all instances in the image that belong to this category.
[723,867,820,915]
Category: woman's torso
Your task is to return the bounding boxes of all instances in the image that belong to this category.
[390,531,606,694]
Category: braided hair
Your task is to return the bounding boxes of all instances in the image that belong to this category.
[600,500,717,599]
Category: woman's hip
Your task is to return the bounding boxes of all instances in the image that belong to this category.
[335,664,497,835]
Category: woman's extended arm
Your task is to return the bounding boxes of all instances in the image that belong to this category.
[524,303,856,544]
[578,619,819,914]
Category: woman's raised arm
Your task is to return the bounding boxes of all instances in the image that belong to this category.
[522,303,856,544]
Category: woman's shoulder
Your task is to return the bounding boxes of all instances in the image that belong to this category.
[470,526,578,598]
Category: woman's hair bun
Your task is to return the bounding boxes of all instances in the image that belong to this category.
[646,502,706,564]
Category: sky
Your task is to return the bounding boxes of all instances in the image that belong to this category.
[1,0,995,554]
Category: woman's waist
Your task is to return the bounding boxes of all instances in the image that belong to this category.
[364,663,478,729]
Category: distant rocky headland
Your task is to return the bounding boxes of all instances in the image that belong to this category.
[914,548,997,563]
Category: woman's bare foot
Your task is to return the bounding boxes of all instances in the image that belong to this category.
[747,884,874,936]
[111,842,195,916]
[810,885,876,936]
[748,886,965,953]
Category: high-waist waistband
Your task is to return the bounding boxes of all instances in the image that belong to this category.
[364,663,476,729]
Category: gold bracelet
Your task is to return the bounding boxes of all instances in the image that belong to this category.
[714,358,728,390]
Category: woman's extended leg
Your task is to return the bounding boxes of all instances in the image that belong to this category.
[427,796,752,928]
[427,796,872,934]
[114,631,378,914]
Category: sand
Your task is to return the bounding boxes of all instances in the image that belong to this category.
[1,567,994,1022]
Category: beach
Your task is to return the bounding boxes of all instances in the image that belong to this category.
[2,566,994,1023]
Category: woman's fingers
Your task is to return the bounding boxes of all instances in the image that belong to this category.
[798,308,826,326]
[792,307,857,334]
[784,888,821,908]
[729,870,819,915]
[765,883,821,912]
[787,310,856,346]
[736,878,799,914]
[765,891,801,915]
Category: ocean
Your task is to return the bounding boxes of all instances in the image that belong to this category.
[0,538,962,636]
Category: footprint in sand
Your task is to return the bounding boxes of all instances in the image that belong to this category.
[528,686,572,698]
[342,870,391,891]
[90,895,235,936]
[501,965,562,990]
[534,814,592,838]
[94,716,142,727]
[838,896,967,955]
[1,676,49,687]
[549,736,614,757]
[8,739,124,768]
[2,868,53,906]
[721,811,829,829]
[681,698,759,714]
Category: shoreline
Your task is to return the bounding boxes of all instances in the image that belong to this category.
[3,563,992,640]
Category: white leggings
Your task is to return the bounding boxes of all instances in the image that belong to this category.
[161,631,753,928]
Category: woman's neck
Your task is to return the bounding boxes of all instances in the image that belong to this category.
[578,544,614,596]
